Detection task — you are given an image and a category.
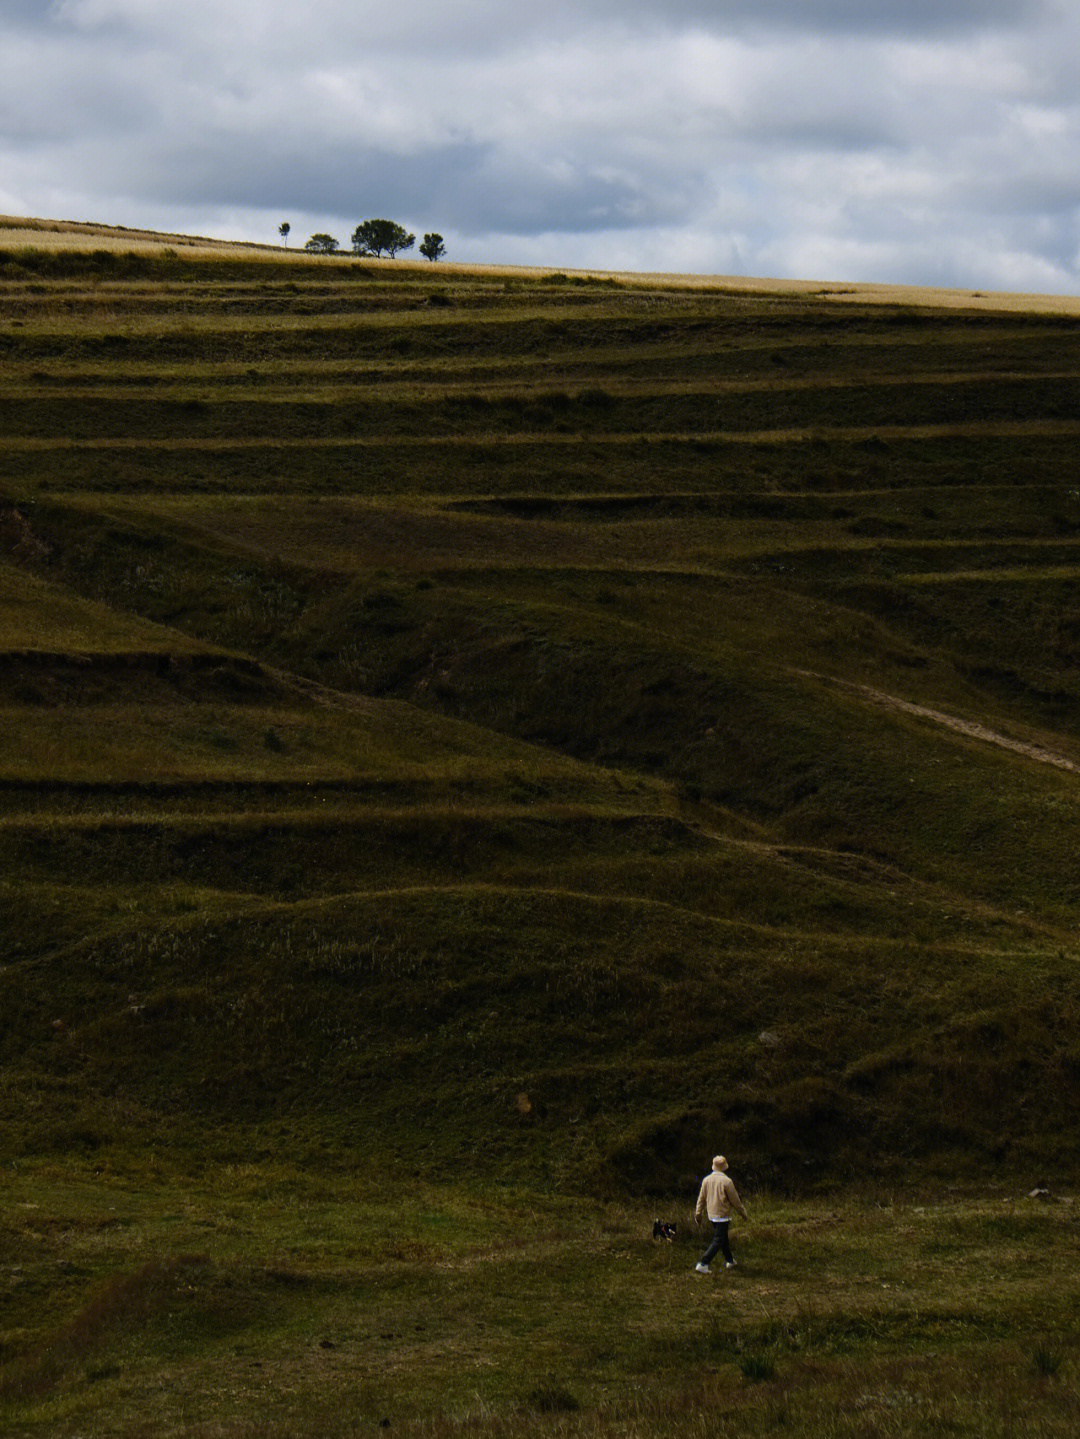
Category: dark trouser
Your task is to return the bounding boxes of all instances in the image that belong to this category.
[700,1219,733,1266]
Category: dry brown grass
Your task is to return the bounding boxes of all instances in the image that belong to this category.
[5,213,1080,314]
[0,215,311,263]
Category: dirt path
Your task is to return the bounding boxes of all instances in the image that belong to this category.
[798,670,1080,774]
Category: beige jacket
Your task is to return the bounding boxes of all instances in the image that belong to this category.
[695,1170,747,1222]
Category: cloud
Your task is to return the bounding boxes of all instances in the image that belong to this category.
[40,0,1049,43]
[5,0,65,25]
[1,0,1079,291]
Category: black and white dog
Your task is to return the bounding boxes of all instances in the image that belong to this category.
[652,1219,677,1242]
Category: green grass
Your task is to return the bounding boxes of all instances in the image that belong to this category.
[3,1167,1080,1438]
[5,231,1080,1433]
[6,248,1080,1176]
[0,561,211,653]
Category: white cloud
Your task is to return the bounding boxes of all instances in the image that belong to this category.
[1,0,1079,291]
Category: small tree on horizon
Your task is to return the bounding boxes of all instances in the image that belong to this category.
[352,219,415,258]
[278,221,291,246]
[304,233,339,254]
[419,232,446,262]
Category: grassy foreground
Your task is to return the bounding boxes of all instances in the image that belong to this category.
[4,225,1080,1432]
[4,1162,1080,1439]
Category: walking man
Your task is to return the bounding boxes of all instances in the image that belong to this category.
[694,1155,748,1273]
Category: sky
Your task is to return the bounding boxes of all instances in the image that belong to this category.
[2,0,1080,292]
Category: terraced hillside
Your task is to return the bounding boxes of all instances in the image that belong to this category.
[4,243,1080,1197]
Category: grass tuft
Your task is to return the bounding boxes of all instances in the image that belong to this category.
[527,1387,582,1413]
[739,1353,778,1383]
[1032,1344,1064,1377]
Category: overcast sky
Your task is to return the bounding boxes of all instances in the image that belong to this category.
[2,0,1079,291]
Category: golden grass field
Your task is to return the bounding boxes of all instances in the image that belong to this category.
[5,212,1080,313]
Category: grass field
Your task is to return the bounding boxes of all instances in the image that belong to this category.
[4,1161,1080,1439]
[3,220,1080,1434]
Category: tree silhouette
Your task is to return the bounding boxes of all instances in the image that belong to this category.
[304,233,339,254]
[278,222,291,246]
[352,219,415,258]
[419,232,446,262]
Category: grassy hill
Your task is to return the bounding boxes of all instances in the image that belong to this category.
[4,227,1080,1435]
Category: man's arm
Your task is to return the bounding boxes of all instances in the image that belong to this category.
[727,1178,748,1221]
[694,1177,707,1222]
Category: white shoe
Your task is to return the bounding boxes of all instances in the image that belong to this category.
[694,1263,710,1274]
[725,1261,737,1270]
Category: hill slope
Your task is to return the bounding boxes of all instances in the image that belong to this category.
[4,232,1080,1194]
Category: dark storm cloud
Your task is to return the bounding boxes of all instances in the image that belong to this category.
[0,38,152,145]
[442,153,700,234]
[576,0,1046,35]
[130,136,492,220]
[20,0,1048,47]
[3,0,60,24]
[116,127,689,236]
